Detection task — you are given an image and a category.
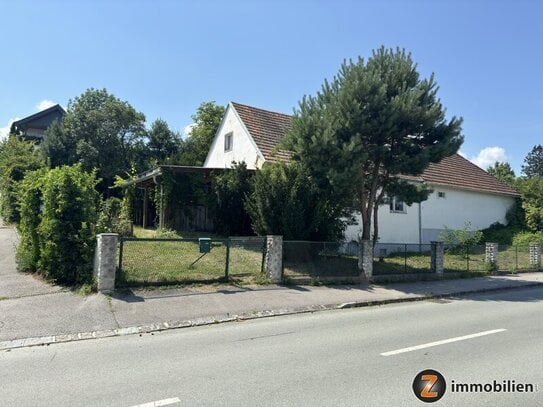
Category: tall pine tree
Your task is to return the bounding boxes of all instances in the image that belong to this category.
[522,145,543,178]
[285,47,463,272]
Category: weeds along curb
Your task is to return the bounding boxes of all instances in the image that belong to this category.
[1,281,542,352]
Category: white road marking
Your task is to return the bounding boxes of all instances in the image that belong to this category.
[130,397,181,407]
[380,329,507,356]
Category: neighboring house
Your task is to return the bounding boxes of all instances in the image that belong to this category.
[204,102,520,244]
[345,154,519,245]
[10,104,65,142]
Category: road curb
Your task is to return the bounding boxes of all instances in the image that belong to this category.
[1,281,542,352]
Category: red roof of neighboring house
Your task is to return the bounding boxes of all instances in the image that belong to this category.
[230,102,520,197]
[420,154,519,196]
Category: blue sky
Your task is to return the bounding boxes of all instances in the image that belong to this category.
[1,0,541,173]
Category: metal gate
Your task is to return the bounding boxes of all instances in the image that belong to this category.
[117,236,266,287]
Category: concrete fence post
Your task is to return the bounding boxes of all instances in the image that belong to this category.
[529,243,541,271]
[93,233,119,293]
[485,242,499,271]
[358,240,373,280]
[430,241,444,274]
[265,235,283,283]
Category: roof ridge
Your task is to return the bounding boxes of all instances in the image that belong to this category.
[12,104,65,125]
[231,101,292,119]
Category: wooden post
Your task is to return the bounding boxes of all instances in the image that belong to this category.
[159,183,165,229]
[142,187,149,228]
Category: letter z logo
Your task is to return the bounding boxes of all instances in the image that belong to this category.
[420,374,438,398]
[413,370,446,403]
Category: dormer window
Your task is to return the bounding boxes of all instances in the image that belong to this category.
[224,132,233,152]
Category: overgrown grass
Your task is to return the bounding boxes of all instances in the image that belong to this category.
[118,233,267,286]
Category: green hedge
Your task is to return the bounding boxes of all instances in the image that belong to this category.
[16,165,99,285]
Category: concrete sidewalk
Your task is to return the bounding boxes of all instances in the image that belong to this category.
[2,225,543,350]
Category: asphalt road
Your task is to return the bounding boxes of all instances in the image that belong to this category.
[1,286,543,407]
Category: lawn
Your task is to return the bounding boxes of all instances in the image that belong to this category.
[117,228,267,286]
[120,230,536,285]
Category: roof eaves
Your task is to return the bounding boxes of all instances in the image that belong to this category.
[425,181,520,197]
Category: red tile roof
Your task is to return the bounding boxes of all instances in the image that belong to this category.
[231,102,292,162]
[230,102,519,197]
[420,154,519,196]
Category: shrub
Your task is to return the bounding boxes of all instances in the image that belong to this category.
[97,197,133,236]
[512,231,543,246]
[0,136,45,223]
[245,162,345,240]
[213,161,253,236]
[16,168,48,272]
[155,228,180,238]
[481,222,517,245]
[37,165,100,284]
[440,221,483,253]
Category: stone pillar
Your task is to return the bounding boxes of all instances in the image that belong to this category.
[265,235,283,283]
[485,242,498,271]
[358,240,373,279]
[93,233,119,293]
[430,241,444,274]
[529,243,541,271]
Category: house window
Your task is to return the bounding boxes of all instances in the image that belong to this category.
[438,191,446,199]
[389,197,406,213]
[224,132,233,152]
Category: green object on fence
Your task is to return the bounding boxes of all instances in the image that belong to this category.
[199,238,211,254]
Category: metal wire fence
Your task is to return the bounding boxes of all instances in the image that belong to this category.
[497,245,532,272]
[282,241,359,279]
[117,236,266,287]
[283,241,539,280]
[117,237,538,286]
[373,244,433,275]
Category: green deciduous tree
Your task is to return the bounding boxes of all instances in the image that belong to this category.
[486,161,516,186]
[178,101,225,165]
[521,145,543,178]
[285,47,463,249]
[0,136,45,223]
[517,177,543,232]
[42,88,146,195]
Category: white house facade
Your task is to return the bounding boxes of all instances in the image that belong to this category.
[205,102,520,244]
[344,186,516,245]
[204,104,266,169]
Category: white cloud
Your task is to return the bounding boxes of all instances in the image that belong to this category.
[36,99,56,111]
[182,123,196,139]
[469,146,508,170]
[0,117,20,141]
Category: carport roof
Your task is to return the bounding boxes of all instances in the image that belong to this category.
[125,165,228,188]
